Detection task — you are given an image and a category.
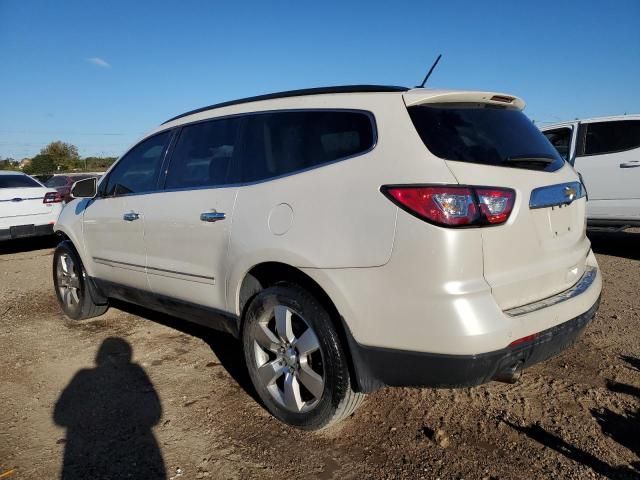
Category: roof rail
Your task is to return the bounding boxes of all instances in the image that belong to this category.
[162,85,408,124]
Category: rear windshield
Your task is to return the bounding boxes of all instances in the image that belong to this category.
[0,174,41,188]
[408,104,564,171]
[45,176,69,187]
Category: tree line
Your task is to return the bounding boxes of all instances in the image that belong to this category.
[0,141,117,175]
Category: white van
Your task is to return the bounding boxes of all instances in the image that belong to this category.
[54,86,602,430]
[541,115,640,229]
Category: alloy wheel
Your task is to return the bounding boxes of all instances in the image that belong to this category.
[251,305,325,413]
[56,252,81,307]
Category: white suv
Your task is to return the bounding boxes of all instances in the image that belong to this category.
[53,85,602,430]
[541,115,640,229]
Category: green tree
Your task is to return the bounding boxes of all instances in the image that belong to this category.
[40,141,80,171]
[40,141,79,160]
[84,156,117,170]
[23,154,56,175]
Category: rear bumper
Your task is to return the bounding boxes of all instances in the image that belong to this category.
[0,223,54,241]
[347,296,600,392]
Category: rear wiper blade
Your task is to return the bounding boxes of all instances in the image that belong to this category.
[505,155,555,164]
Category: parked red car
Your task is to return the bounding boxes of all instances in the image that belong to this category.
[44,174,100,203]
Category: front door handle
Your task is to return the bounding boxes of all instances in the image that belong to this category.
[620,161,640,168]
[200,211,226,222]
[123,212,140,221]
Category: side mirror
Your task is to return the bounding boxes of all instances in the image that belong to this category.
[71,177,97,199]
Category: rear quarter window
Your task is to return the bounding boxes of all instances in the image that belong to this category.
[408,103,564,172]
[240,110,375,182]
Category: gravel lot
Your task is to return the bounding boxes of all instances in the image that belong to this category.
[1,231,638,479]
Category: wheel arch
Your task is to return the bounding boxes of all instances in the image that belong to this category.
[236,261,363,392]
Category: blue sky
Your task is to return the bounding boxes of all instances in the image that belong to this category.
[1,0,639,159]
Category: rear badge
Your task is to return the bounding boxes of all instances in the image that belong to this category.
[530,182,585,209]
[564,186,577,201]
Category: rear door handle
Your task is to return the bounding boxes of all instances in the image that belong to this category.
[620,161,640,168]
[200,212,226,222]
[123,212,140,221]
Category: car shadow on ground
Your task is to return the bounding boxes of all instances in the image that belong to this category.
[588,230,640,261]
[0,235,58,254]
[504,355,640,478]
[54,337,166,480]
[109,299,260,404]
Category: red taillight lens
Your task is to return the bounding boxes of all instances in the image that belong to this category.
[382,185,515,227]
[43,192,63,204]
[508,333,537,347]
[385,186,479,226]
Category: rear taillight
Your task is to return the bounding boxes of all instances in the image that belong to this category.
[382,185,515,227]
[43,192,63,204]
[475,188,516,224]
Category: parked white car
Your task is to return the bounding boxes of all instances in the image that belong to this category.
[0,171,64,241]
[53,85,602,430]
[541,115,640,229]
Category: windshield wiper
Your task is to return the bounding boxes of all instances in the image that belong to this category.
[505,154,556,164]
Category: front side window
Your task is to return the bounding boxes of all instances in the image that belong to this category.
[543,127,573,162]
[241,110,374,182]
[408,104,564,171]
[104,131,171,196]
[584,120,640,155]
[165,117,242,189]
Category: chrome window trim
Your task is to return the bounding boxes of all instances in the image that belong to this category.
[529,181,585,209]
[504,266,598,317]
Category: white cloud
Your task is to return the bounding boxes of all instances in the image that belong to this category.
[87,57,111,68]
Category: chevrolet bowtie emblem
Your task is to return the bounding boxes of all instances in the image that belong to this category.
[564,186,577,201]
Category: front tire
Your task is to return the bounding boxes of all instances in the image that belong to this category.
[53,241,108,320]
[242,284,364,430]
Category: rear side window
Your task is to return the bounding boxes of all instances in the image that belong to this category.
[0,174,41,188]
[165,117,242,189]
[583,120,640,155]
[543,128,573,162]
[408,104,564,171]
[104,130,171,196]
[241,110,374,182]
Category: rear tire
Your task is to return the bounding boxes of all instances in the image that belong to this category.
[53,241,108,320]
[242,284,364,430]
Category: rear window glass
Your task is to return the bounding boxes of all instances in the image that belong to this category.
[165,117,242,189]
[241,110,374,182]
[408,104,564,171]
[584,120,640,155]
[0,174,41,188]
[45,176,68,188]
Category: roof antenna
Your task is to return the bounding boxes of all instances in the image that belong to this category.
[417,54,442,88]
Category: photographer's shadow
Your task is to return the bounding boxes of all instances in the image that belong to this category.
[54,337,166,479]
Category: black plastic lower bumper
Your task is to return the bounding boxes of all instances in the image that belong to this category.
[0,223,54,241]
[346,296,601,393]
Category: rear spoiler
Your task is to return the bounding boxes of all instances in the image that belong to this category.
[403,89,526,110]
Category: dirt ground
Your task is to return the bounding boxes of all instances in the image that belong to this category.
[0,230,639,480]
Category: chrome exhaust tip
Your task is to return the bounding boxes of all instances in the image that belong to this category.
[493,361,524,384]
